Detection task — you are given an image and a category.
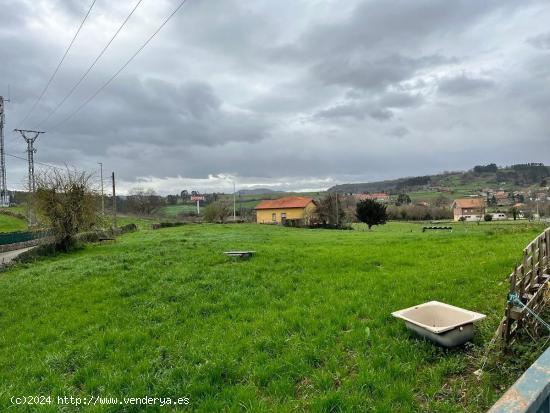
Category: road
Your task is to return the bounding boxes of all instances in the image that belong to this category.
[0,246,36,265]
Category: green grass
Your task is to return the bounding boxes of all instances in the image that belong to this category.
[0,212,27,233]
[6,205,28,215]
[0,222,547,412]
[159,204,198,217]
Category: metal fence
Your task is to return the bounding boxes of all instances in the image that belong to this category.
[0,230,53,246]
[488,346,550,412]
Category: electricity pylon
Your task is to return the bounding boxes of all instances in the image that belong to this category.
[0,96,9,206]
[14,129,44,226]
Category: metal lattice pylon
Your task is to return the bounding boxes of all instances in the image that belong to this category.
[0,96,8,206]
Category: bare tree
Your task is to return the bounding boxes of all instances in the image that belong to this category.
[33,168,100,251]
[316,194,346,227]
[203,199,231,223]
[127,188,164,215]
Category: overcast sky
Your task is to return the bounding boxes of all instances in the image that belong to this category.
[1,0,549,194]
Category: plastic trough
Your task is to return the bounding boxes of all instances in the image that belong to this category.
[392,301,486,347]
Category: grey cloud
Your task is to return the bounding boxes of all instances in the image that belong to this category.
[388,126,410,138]
[0,0,549,192]
[438,74,495,96]
[368,107,394,121]
[312,53,453,92]
[314,89,422,122]
[527,32,550,50]
[315,102,393,122]
[378,91,424,108]
[276,1,516,62]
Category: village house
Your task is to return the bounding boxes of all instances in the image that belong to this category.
[452,198,486,221]
[494,191,512,206]
[355,193,390,202]
[255,196,317,225]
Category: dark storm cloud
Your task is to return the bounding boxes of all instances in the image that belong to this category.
[0,0,548,192]
[52,77,271,151]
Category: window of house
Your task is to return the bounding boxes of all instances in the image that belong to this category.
[272,213,276,221]
[281,212,286,219]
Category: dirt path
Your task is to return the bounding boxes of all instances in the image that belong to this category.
[0,246,36,265]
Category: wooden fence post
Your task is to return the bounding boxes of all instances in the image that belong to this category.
[496,230,550,348]
[504,267,517,345]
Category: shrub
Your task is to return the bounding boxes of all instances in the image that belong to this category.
[0,209,26,220]
[151,222,185,229]
[32,168,100,252]
[203,200,232,223]
[356,199,387,229]
[396,193,412,206]
[484,214,493,222]
[119,223,138,233]
[386,205,452,221]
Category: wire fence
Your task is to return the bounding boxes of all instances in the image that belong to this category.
[0,229,53,246]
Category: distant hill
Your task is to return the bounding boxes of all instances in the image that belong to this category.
[237,188,283,195]
[328,163,550,194]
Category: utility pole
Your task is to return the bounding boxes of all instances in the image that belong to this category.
[233,180,236,222]
[14,128,44,226]
[0,95,9,207]
[111,172,117,228]
[335,193,339,227]
[98,162,104,215]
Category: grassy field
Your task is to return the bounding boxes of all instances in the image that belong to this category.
[159,204,198,217]
[0,221,548,412]
[0,212,27,233]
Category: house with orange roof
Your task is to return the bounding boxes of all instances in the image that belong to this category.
[254,196,317,224]
[355,193,390,202]
[452,198,486,221]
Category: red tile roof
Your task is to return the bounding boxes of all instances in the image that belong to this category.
[255,196,314,210]
[355,193,390,200]
[453,198,485,208]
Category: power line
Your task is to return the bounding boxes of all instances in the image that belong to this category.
[17,0,97,127]
[47,0,190,133]
[5,152,64,171]
[37,0,145,129]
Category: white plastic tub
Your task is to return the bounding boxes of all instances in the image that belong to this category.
[392,301,486,347]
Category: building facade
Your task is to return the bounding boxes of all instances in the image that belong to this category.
[452,198,486,221]
[255,196,317,224]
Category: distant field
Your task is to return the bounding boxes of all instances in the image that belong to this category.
[0,221,547,411]
[116,215,156,230]
[158,204,198,216]
[219,192,325,209]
